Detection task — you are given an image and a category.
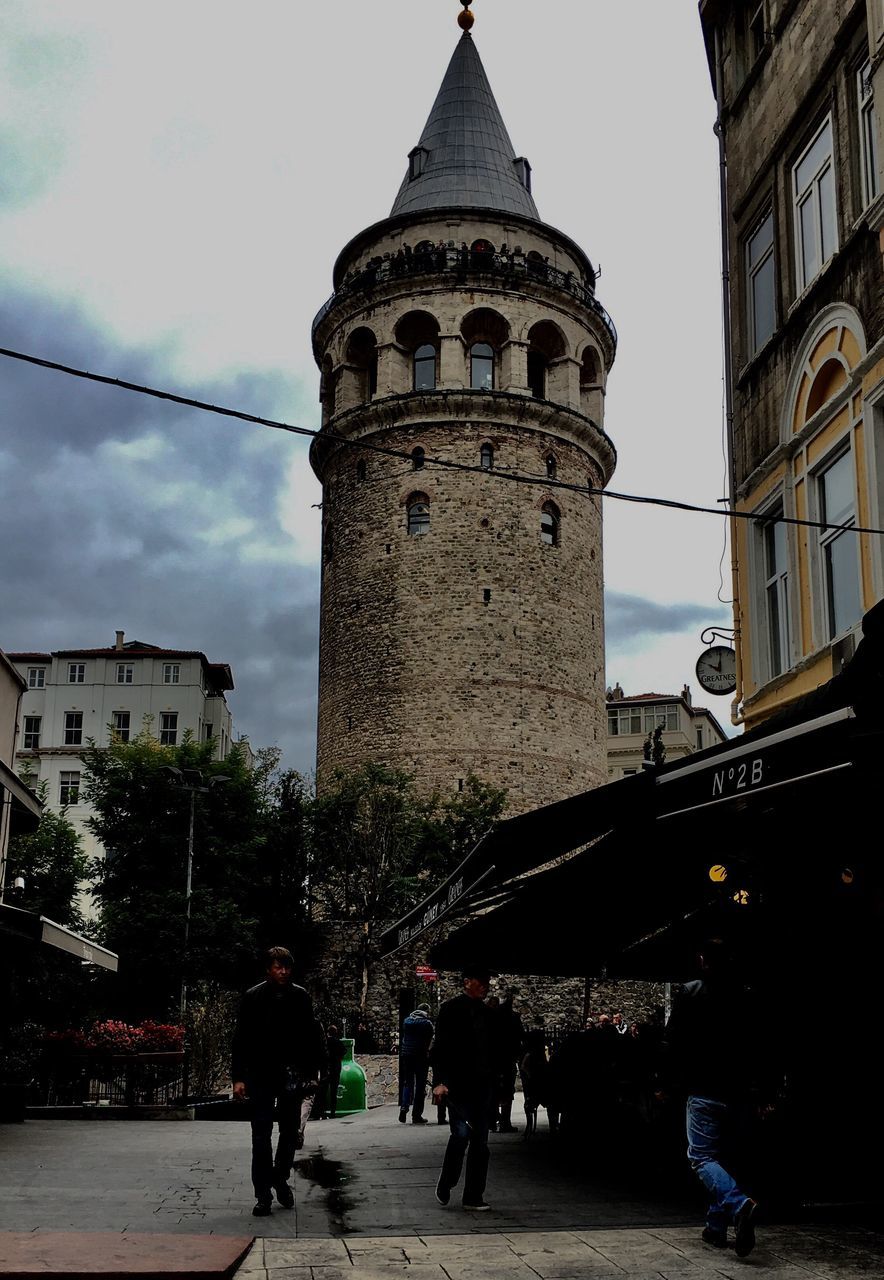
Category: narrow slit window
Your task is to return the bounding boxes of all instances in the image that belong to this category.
[540,501,560,546]
[480,443,494,470]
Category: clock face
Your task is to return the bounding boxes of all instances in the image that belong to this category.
[695,645,737,695]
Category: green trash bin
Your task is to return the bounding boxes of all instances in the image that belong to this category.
[335,1039,366,1116]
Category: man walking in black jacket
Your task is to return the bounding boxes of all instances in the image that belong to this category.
[232,947,326,1217]
[662,939,770,1257]
[431,966,498,1211]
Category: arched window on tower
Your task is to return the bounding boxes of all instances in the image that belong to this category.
[540,501,560,546]
[528,321,567,401]
[356,459,367,482]
[470,343,495,390]
[344,327,378,405]
[413,344,437,391]
[527,351,547,399]
[407,493,430,536]
[411,446,425,471]
[480,443,494,471]
[546,454,557,479]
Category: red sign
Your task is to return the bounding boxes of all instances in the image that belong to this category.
[415,965,438,981]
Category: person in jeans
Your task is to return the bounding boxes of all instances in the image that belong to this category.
[431,966,499,1211]
[662,939,773,1257]
[398,1003,433,1124]
[232,946,326,1217]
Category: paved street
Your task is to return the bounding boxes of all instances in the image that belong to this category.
[1,1100,882,1277]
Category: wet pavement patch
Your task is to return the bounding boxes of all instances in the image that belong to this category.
[295,1153,354,1232]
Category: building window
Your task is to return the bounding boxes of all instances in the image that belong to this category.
[642,704,678,732]
[818,450,861,639]
[546,454,557,479]
[470,342,494,390]
[411,446,425,471]
[64,712,83,745]
[23,716,41,750]
[356,459,367,481]
[858,59,879,209]
[116,663,133,684]
[746,210,776,355]
[413,344,437,391]
[407,493,430,536]
[762,513,791,677]
[163,664,180,685]
[27,668,45,689]
[59,771,80,806]
[480,443,494,470]
[793,117,837,292]
[112,710,131,743]
[68,663,85,684]
[204,722,214,741]
[608,707,642,735]
[160,712,178,746]
[695,726,704,752]
[408,146,427,180]
[540,501,560,546]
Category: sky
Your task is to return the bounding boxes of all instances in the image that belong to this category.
[0,1,735,774]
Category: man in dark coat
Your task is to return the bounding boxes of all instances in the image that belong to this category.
[399,1002,434,1124]
[431,966,498,1211]
[232,946,326,1217]
[662,938,772,1257]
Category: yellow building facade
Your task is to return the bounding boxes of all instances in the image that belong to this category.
[701,1,884,730]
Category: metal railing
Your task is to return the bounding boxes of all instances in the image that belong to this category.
[312,247,617,354]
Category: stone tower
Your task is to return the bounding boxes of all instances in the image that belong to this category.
[310,17,617,814]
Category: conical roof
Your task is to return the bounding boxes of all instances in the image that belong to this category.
[390,32,539,220]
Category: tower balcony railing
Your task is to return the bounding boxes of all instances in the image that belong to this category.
[312,246,617,355]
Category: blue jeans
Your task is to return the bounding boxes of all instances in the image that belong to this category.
[249,1081,313,1199]
[399,1054,429,1119]
[686,1095,750,1232]
[438,1086,492,1204]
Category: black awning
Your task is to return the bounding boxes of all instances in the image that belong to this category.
[378,770,654,957]
[0,759,42,832]
[426,705,884,978]
[0,904,119,971]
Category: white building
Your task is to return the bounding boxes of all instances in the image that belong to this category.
[8,632,246,875]
[606,684,728,780]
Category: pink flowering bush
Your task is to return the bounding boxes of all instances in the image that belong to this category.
[89,1020,144,1054]
[138,1021,184,1052]
[44,1019,185,1056]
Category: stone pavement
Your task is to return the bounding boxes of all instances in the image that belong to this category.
[1,1098,882,1277]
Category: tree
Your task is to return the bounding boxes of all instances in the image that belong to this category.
[6,791,90,932]
[83,730,307,1018]
[2,800,99,1039]
[311,765,506,1010]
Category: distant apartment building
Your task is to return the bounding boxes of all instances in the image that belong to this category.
[606,684,728,780]
[7,632,245,873]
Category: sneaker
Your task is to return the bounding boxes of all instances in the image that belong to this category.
[398,1107,408,1123]
[701,1227,728,1248]
[273,1182,294,1209]
[252,1198,272,1217]
[734,1198,757,1258]
[434,1180,450,1206]
[463,1200,490,1211]
[412,1116,429,1124]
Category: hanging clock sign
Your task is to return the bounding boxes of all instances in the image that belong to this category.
[695,645,737,695]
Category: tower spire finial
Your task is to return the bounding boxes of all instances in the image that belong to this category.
[458,2,475,33]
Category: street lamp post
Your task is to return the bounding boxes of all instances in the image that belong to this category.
[160,768,230,1018]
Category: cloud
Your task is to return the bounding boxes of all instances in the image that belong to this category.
[0,284,321,771]
[605,592,727,649]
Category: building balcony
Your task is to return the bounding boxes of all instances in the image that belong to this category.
[312,246,617,358]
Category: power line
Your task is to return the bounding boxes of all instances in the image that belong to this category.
[2,343,883,540]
